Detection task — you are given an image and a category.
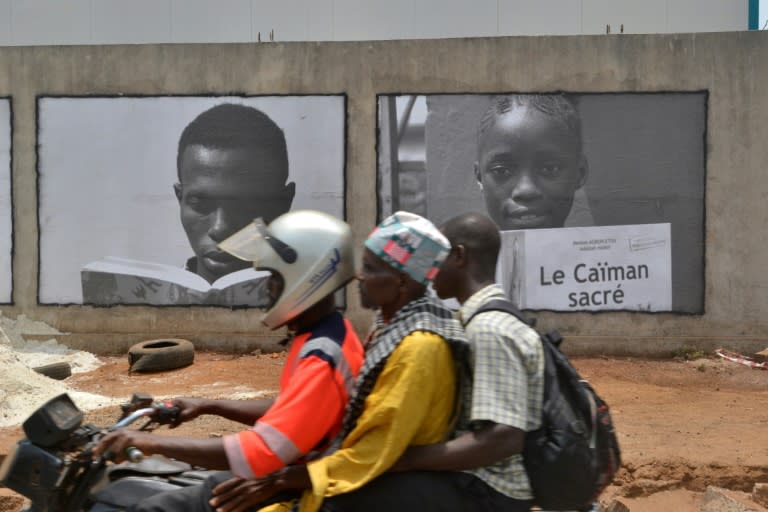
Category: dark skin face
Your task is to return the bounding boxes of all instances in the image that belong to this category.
[475,106,588,230]
[432,245,463,302]
[358,248,400,313]
[433,214,500,305]
[262,271,337,332]
[175,144,295,284]
[356,252,380,312]
[358,248,420,322]
[264,272,284,310]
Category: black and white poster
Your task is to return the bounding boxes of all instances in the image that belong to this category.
[0,98,11,304]
[378,93,706,313]
[39,96,346,306]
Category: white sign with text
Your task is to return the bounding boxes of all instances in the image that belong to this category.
[497,223,672,312]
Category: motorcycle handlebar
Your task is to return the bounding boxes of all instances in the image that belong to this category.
[125,446,144,463]
[96,400,179,462]
[111,400,180,431]
[111,407,157,430]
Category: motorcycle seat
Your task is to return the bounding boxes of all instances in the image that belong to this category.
[107,454,192,480]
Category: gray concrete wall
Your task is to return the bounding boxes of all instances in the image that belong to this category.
[1,31,767,356]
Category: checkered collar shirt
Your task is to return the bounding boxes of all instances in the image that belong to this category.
[455,284,544,500]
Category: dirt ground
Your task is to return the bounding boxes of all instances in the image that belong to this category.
[1,350,767,511]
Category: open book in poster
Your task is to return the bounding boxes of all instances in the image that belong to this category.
[81,256,270,306]
[496,223,672,312]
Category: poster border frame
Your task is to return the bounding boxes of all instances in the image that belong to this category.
[374,89,709,316]
[35,92,349,308]
[1,95,14,306]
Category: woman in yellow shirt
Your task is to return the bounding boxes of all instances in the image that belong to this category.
[207,211,469,512]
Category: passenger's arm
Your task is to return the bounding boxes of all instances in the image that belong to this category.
[297,334,456,509]
[92,429,230,469]
[172,397,275,426]
[218,334,457,512]
[391,422,524,472]
[393,319,538,473]
[209,465,312,512]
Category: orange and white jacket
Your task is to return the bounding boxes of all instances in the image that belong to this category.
[223,312,363,478]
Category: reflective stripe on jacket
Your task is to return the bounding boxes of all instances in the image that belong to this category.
[223,312,363,478]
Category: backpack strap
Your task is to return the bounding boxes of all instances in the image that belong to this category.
[466,298,536,328]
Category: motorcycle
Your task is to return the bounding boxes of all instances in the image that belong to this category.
[0,392,216,511]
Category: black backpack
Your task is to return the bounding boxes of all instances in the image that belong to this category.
[469,299,621,511]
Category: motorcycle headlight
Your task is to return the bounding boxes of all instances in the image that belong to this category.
[0,440,65,505]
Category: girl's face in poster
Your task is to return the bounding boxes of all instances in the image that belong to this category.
[475,106,587,231]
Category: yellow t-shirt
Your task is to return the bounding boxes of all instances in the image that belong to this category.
[259,330,457,512]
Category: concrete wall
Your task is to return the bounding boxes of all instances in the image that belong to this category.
[0,0,751,46]
[1,30,767,356]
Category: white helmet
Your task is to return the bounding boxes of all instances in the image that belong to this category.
[218,210,354,329]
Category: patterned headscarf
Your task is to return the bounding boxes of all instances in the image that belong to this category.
[364,211,451,285]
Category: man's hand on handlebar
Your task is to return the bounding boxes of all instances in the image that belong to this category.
[92,430,157,464]
[169,397,210,427]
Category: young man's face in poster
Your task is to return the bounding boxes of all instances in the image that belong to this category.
[175,144,294,283]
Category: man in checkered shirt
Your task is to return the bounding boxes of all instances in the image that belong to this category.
[392,211,544,511]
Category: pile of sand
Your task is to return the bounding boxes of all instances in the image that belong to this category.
[0,312,115,428]
[0,313,102,373]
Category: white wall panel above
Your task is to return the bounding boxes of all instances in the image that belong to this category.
[253,0,307,42]
[668,0,748,33]
[333,0,415,41]
[499,0,582,36]
[249,0,334,41]
[412,0,497,39]
[0,0,753,47]
[613,0,668,34]
[582,0,668,34]
[92,0,172,45]
[172,0,251,43]
[762,0,768,30]
[305,0,334,41]
[0,1,11,45]
[10,0,91,46]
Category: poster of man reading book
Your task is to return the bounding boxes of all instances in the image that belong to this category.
[0,98,11,304]
[378,92,706,313]
[38,96,345,306]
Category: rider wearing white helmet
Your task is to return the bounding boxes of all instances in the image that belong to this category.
[220,209,355,330]
[96,210,364,512]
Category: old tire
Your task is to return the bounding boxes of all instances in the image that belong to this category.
[128,338,195,373]
[32,362,72,380]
